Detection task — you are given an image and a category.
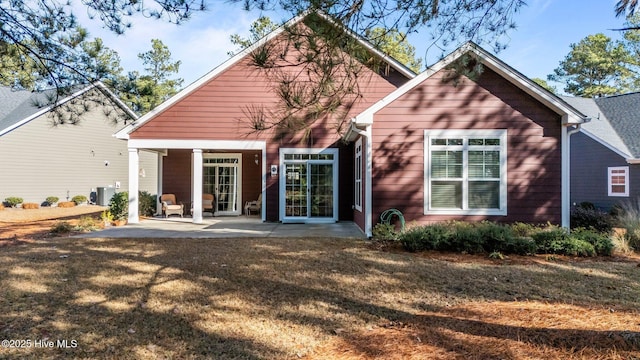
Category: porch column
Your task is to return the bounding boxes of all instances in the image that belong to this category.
[128,148,140,224]
[156,153,164,216]
[192,149,203,223]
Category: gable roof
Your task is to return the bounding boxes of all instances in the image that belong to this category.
[564,92,640,160]
[114,11,417,140]
[349,42,588,131]
[0,82,137,137]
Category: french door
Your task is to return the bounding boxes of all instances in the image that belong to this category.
[203,153,242,215]
[280,149,338,223]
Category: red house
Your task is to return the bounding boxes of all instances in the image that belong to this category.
[116,14,587,237]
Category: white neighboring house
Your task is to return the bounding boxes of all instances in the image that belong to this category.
[0,82,158,206]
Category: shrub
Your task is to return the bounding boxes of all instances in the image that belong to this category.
[449,221,485,254]
[138,191,157,217]
[74,216,101,232]
[510,222,541,237]
[108,191,129,220]
[72,195,88,205]
[614,199,640,251]
[22,202,39,209]
[570,228,614,256]
[570,206,614,233]
[399,223,451,252]
[58,201,76,208]
[50,221,73,234]
[531,227,568,254]
[46,196,59,204]
[553,237,596,257]
[4,197,23,207]
[372,223,398,242]
[503,236,538,255]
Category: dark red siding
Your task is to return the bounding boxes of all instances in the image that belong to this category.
[130,27,408,223]
[372,68,562,225]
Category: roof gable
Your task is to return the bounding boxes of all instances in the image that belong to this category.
[115,11,416,140]
[0,82,137,137]
[351,42,588,127]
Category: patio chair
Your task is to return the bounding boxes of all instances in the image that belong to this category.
[244,193,262,216]
[161,194,184,218]
[191,193,216,217]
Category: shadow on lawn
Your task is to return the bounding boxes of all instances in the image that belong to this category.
[1,237,639,359]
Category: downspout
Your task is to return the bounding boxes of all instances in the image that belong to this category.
[350,124,373,238]
[562,121,584,229]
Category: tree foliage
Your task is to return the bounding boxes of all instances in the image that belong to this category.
[229,16,280,55]
[548,33,637,97]
[118,39,184,114]
[365,27,422,73]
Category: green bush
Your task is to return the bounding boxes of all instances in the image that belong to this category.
[45,196,59,204]
[108,191,129,220]
[553,237,596,257]
[4,197,23,207]
[571,228,614,256]
[531,227,568,254]
[372,223,398,242]
[138,191,157,217]
[72,195,88,205]
[503,236,538,255]
[399,223,451,252]
[449,221,485,254]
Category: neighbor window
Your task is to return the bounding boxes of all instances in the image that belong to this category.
[425,129,507,215]
[608,166,629,197]
[354,137,363,211]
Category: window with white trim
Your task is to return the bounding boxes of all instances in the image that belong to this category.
[425,130,507,215]
[354,137,363,211]
[608,166,629,197]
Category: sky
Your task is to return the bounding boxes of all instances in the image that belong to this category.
[74,0,630,91]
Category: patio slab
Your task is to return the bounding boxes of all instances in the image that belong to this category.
[73,216,366,239]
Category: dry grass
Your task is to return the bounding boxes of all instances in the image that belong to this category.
[1,228,639,359]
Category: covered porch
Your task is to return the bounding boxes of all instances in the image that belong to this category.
[125,139,267,224]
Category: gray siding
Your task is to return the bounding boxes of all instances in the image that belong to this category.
[0,100,157,205]
[571,132,640,210]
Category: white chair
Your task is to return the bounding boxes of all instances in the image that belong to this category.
[244,193,262,216]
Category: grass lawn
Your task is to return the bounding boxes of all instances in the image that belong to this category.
[1,231,639,359]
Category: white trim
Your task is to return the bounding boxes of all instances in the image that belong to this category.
[127,139,267,150]
[279,147,339,223]
[354,137,363,212]
[424,129,507,216]
[608,166,630,197]
[353,42,588,127]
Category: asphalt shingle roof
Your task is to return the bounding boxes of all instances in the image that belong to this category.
[562,93,640,159]
[595,92,640,158]
[0,86,57,135]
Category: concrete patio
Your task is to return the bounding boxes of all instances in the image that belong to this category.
[74,216,366,239]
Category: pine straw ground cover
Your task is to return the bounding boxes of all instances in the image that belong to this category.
[0,214,639,359]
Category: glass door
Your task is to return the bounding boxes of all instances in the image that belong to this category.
[203,154,242,215]
[280,149,338,223]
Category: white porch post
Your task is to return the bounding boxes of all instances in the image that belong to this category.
[561,124,570,229]
[192,149,203,223]
[128,148,140,224]
[156,153,164,216]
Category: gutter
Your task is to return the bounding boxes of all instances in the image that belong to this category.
[562,119,588,229]
[347,121,373,238]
